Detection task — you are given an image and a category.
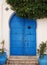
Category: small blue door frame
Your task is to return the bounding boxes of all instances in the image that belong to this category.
[9,13,37,56]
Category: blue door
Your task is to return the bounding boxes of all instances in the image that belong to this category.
[10,14,24,55]
[24,19,36,55]
[10,14,37,56]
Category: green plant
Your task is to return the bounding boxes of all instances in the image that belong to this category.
[6,0,47,19]
[0,40,5,54]
[38,41,46,58]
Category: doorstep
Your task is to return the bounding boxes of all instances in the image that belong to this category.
[9,56,38,60]
[6,56,38,65]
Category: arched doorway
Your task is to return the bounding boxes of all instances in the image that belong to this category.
[9,13,37,56]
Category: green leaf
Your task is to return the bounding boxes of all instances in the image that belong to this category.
[6,0,47,19]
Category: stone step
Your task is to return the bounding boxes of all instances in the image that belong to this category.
[6,60,38,65]
[7,60,38,63]
[5,56,38,65]
[9,56,38,60]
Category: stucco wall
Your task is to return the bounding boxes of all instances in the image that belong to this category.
[0,0,47,57]
[0,0,3,42]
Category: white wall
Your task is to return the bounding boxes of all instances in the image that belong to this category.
[0,0,4,49]
[0,0,47,57]
[37,19,47,49]
[0,0,3,42]
[0,0,14,57]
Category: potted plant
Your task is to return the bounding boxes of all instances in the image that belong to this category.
[38,41,47,65]
[0,40,4,54]
[0,40,7,65]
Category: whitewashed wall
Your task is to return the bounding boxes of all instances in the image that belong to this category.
[0,0,3,42]
[0,0,47,57]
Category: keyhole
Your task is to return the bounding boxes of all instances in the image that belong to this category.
[28,26,31,29]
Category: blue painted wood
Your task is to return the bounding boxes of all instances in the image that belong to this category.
[24,19,36,55]
[10,14,37,56]
[10,14,24,55]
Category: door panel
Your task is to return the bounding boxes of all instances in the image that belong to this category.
[24,19,36,35]
[10,47,24,55]
[10,16,24,29]
[24,19,36,55]
[10,40,23,47]
[24,35,36,42]
[24,19,36,28]
[24,47,36,55]
[10,29,23,34]
[10,14,24,55]
[11,34,23,40]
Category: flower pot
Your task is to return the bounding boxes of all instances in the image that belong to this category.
[0,52,7,65]
[38,54,47,65]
